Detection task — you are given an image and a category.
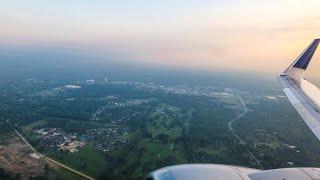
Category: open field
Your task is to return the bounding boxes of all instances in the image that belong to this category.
[0,134,46,179]
[52,145,107,178]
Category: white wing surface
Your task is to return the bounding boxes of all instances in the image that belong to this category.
[279,39,320,140]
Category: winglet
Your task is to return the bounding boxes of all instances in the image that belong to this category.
[283,39,320,83]
[292,39,320,70]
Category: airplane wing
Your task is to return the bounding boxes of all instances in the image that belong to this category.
[146,164,260,180]
[147,164,320,180]
[279,39,320,140]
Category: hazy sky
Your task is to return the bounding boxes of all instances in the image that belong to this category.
[1,0,319,73]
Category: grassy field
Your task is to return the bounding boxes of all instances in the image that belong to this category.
[52,145,107,178]
[52,167,82,180]
[22,117,120,132]
[22,119,48,131]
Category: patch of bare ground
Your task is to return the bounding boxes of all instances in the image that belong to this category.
[0,136,47,179]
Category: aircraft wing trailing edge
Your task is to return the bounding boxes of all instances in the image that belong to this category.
[279,39,320,140]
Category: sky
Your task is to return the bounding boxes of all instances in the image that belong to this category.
[0,0,319,74]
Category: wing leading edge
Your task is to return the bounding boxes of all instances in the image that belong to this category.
[279,39,320,140]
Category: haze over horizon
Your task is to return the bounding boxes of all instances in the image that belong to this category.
[1,0,319,74]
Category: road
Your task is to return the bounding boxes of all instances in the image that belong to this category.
[14,129,95,180]
[227,94,264,169]
[227,95,248,145]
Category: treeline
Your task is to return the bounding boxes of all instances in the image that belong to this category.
[0,168,21,180]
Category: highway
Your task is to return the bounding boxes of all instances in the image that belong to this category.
[227,95,264,169]
[14,129,95,180]
[228,95,248,145]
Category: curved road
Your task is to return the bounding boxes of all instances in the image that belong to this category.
[227,94,264,169]
[228,95,248,145]
[14,129,95,180]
